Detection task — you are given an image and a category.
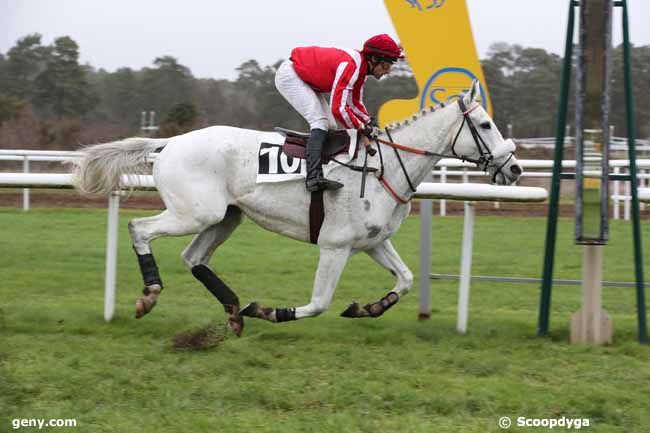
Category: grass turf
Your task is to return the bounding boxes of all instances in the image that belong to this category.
[0,207,649,432]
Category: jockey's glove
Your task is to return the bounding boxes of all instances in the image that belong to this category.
[361,124,380,140]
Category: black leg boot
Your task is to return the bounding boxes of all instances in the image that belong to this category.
[305,128,344,192]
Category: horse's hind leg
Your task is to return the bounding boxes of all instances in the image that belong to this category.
[341,239,414,318]
[181,206,244,336]
[129,210,206,318]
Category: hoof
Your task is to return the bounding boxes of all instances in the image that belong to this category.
[340,302,369,318]
[228,317,244,337]
[135,296,157,319]
[225,305,244,337]
[228,314,244,337]
[240,302,259,318]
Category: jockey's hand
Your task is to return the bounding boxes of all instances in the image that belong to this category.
[361,124,380,140]
[360,133,376,156]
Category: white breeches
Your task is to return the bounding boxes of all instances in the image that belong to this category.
[275,60,338,131]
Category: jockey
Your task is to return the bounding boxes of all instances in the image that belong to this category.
[275,34,403,192]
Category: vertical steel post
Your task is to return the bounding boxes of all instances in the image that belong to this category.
[538,0,576,336]
[613,166,620,219]
[440,166,447,216]
[621,0,647,343]
[418,174,433,320]
[104,191,120,322]
[624,177,631,220]
[22,157,30,211]
[457,201,475,334]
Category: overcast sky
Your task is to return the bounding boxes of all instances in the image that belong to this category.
[2,0,649,80]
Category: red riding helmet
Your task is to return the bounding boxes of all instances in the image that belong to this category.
[362,34,403,60]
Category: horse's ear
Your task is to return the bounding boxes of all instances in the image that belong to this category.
[469,79,481,104]
[462,79,478,106]
[462,92,470,106]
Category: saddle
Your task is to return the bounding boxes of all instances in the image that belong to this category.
[275,127,355,164]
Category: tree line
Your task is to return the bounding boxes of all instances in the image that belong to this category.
[0,33,648,150]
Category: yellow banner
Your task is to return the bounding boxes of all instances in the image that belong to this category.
[379,0,492,126]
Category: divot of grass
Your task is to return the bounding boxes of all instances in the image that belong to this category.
[171,320,229,351]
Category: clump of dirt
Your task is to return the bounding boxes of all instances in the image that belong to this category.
[171,321,228,351]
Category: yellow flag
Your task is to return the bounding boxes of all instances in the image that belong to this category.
[379,0,492,127]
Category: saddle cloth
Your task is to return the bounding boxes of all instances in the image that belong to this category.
[256,128,362,183]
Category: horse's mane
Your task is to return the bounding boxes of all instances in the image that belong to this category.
[382,103,445,135]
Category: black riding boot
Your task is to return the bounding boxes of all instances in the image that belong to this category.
[305,128,344,192]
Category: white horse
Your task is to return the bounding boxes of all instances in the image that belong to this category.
[71,81,521,336]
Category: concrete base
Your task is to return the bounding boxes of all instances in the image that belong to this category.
[570,245,613,345]
[570,308,612,345]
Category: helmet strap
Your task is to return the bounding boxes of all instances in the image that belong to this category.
[366,55,381,73]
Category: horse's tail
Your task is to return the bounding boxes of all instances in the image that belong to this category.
[69,137,170,195]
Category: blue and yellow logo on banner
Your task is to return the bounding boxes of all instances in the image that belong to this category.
[379,0,491,126]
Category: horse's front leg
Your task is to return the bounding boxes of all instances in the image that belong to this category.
[241,246,351,322]
[341,239,413,318]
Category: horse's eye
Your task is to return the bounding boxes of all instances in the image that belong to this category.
[480,121,491,130]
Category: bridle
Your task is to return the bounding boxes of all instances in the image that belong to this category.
[452,99,494,171]
[368,99,515,204]
[452,99,515,184]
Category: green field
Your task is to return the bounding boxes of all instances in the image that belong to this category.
[1,208,649,433]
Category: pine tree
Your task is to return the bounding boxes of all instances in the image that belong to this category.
[33,36,97,118]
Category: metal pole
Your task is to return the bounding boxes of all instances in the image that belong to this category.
[440,166,447,216]
[621,0,647,343]
[418,174,432,320]
[539,0,576,336]
[613,166,620,219]
[641,169,647,211]
[140,111,147,135]
[457,201,475,334]
[22,157,30,211]
[431,273,650,288]
[104,192,120,322]
[624,177,631,220]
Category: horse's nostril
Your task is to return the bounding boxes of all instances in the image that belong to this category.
[510,165,522,176]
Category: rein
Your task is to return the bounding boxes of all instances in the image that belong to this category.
[374,129,416,204]
[374,137,437,156]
